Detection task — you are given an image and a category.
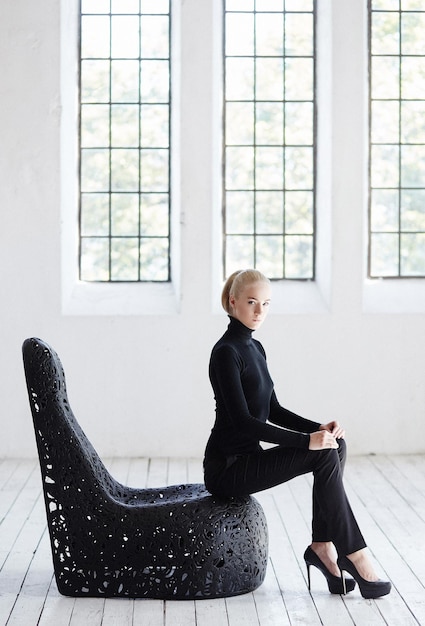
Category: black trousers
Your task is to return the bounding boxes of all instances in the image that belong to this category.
[204,439,366,556]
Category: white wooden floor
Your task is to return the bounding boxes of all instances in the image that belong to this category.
[1,455,425,626]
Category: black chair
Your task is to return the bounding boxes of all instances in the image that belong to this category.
[22,337,268,599]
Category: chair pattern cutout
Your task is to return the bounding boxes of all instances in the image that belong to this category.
[22,337,268,599]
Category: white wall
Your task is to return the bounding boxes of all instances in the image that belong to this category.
[1,0,424,461]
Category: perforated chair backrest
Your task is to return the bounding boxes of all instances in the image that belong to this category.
[22,337,118,501]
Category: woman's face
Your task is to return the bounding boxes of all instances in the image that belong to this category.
[229,281,271,330]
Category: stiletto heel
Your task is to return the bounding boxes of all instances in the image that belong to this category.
[304,546,355,595]
[337,555,391,599]
[340,570,347,595]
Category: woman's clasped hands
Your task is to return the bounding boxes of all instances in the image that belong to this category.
[309,420,345,451]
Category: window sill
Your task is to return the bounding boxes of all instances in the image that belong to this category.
[62,281,180,316]
[363,278,425,314]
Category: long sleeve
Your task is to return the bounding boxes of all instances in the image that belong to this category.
[268,390,321,434]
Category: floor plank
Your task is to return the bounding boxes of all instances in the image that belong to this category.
[194,597,229,626]
[1,456,425,625]
[69,597,104,625]
[37,577,75,626]
[6,527,53,626]
[133,599,165,626]
[164,600,197,626]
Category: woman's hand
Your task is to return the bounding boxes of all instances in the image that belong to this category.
[309,430,339,450]
[319,420,345,440]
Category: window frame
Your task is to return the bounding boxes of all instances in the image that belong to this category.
[61,0,180,315]
[78,0,172,284]
[222,0,317,282]
[368,0,425,280]
[364,0,425,312]
[213,0,332,314]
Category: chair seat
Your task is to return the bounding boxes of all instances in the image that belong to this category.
[22,337,268,599]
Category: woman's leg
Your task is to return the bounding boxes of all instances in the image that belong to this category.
[205,443,387,592]
[205,442,366,556]
[311,438,347,544]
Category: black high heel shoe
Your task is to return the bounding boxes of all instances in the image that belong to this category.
[304,546,356,594]
[337,555,391,599]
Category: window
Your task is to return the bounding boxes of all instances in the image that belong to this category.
[369,0,425,278]
[79,0,171,282]
[223,0,316,280]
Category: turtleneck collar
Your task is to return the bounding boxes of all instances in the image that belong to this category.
[226,315,254,343]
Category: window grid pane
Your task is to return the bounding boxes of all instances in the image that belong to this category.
[79,0,171,282]
[369,0,425,278]
[223,0,316,280]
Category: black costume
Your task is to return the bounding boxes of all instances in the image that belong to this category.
[203,316,366,556]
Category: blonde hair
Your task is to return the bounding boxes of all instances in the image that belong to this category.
[221,269,270,314]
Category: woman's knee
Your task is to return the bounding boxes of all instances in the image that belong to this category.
[314,446,343,477]
[337,437,347,470]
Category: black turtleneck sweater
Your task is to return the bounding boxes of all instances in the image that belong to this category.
[204,317,321,459]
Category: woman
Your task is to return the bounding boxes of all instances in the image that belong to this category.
[203,269,391,599]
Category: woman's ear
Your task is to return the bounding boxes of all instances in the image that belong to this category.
[229,295,235,310]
